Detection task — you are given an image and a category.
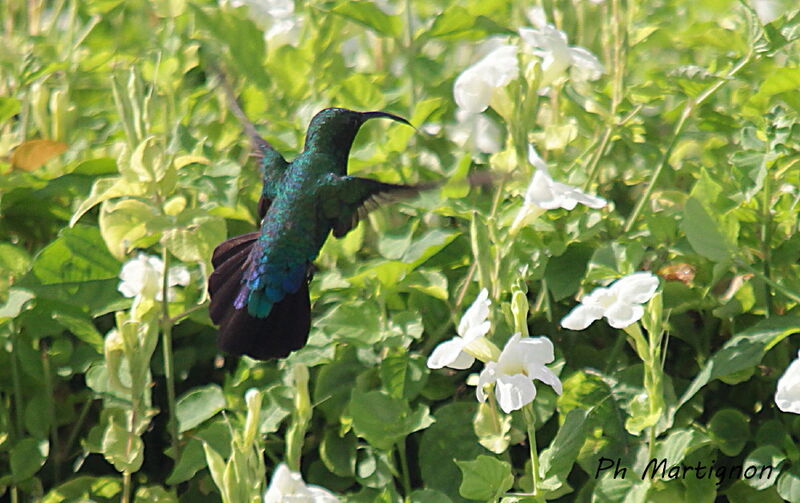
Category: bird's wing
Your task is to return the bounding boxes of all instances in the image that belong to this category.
[215,68,289,210]
[318,175,423,238]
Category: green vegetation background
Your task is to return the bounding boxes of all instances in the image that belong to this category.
[1,0,800,502]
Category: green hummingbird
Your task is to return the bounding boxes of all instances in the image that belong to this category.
[208,87,417,360]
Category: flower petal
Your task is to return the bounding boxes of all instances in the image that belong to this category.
[527,365,562,395]
[476,362,498,403]
[427,338,469,369]
[458,288,491,339]
[561,304,602,330]
[610,271,659,304]
[568,46,604,81]
[776,350,800,414]
[605,302,644,329]
[495,373,537,413]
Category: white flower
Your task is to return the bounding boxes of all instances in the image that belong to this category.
[227,0,301,47]
[428,288,491,370]
[751,0,791,24]
[264,464,340,503]
[511,145,606,232]
[118,253,190,302]
[453,45,518,113]
[776,350,800,414]
[519,24,604,87]
[561,272,659,331]
[475,333,562,413]
[449,109,502,154]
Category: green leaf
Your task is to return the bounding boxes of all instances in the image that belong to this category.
[176,384,226,433]
[676,316,800,410]
[321,429,357,478]
[380,351,428,400]
[455,455,513,501]
[777,463,800,503]
[70,176,147,227]
[10,438,49,482]
[539,408,588,480]
[708,408,749,456]
[410,489,453,503]
[420,402,487,503]
[0,97,21,124]
[744,446,784,490]
[99,198,162,260]
[162,216,226,264]
[102,418,144,473]
[473,401,511,454]
[32,225,121,285]
[349,389,434,450]
[0,288,35,320]
[681,197,734,262]
[331,1,402,37]
[544,243,594,301]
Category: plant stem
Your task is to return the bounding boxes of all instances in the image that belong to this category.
[624,51,755,232]
[122,471,131,503]
[41,342,61,483]
[161,248,180,464]
[523,403,542,500]
[396,440,412,499]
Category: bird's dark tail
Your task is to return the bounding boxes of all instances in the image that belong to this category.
[208,232,311,360]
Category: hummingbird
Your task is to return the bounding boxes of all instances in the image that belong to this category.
[207,82,418,360]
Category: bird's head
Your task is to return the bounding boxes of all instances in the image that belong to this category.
[303,107,411,157]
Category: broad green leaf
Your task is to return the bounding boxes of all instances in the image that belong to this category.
[708,408,750,456]
[681,197,734,262]
[544,243,594,301]
[331,1,402,37]
[777,463,800,503]
[410,489,453,503]
[0,288,35,320]
[162,216,226,264]
[380,351,428,400]
[0,97,21,124]
[420,402,487,503]
[41,476,122,503]
[321,429,357,477]
[473,401,511,454]
[102,418,144,473]
[349,389,434,450]
[676,316,800,410]
[455,455,513,501]
[32,225,121,285]
[99,199,163,260]
[744,446,784,490]
[10,438,49,482]
[70,176,147,227]
[540,408,588,480]
[176,384,226,432]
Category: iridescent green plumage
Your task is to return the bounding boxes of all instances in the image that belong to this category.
[208,102,415,360]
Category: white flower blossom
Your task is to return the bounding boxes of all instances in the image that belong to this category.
[453,44,518,114]
[448,109,503,154]
[561,272,659,331]
[476,333,562,413]
[428,288,491,370]
[264,464,340,503]
[751,0,792,24]
[519,24,604,87]
[776,350,800,414]
[118,253,190,302]
[227,0,301,47]
[511,145,606,232]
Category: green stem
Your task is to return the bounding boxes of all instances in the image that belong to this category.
[523,403,542,500]
[161,248,180,464]
[122,471,132,503]
[624,51,755,232]
[397,440,412,499]
[738,261,800,304]
[10,322,24,441]
[760,167,773,316]
[41,342,60,483]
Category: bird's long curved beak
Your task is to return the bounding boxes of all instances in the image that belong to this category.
[360,111,413,127]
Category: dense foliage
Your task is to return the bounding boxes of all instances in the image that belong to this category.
[1,0,800,502]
